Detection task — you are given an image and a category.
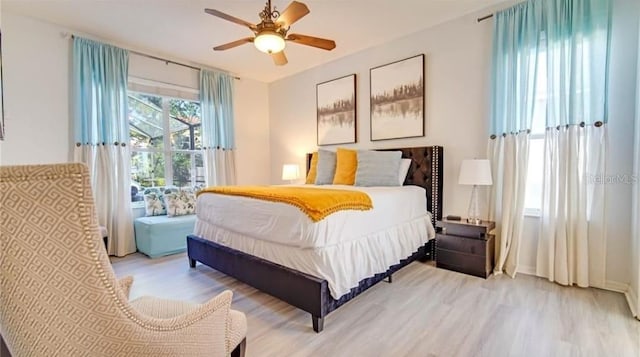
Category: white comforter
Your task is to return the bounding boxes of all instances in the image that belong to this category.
[194,184,436,298]
[195,184,429,248]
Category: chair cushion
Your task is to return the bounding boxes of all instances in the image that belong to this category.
[130,296,198,318]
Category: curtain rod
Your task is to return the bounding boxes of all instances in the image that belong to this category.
[69,34,240,80]
[477,14,494,22]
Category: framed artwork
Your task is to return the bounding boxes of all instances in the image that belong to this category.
[370,54,425,141]
[316,74,356,146]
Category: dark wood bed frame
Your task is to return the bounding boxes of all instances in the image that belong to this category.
[187,146,443,332]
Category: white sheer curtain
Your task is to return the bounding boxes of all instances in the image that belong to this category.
[203,149,236,186]
[488,133,530,276]
[74,145,135,256]
[487,3,540,277]
[200,69,237,186]
[534,0,611,287]
[72,37,135,256]
[536,126,607,287]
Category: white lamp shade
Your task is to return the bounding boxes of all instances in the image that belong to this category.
[254,31,286,53]
[458,159,493,186]
[282,164,300,181]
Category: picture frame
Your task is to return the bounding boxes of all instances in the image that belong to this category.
[316,74,356,146]
[370,54,425,141]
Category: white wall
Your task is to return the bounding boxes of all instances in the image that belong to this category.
[269,8,495,213]
[234,77,270,185]
[602,0,639,291]
[631,9,640,319]
[2,14,71,165]
[1,12,271,185]
[268,0,640,290]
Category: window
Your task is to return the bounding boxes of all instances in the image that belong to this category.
[129,92,203,201]
[524,47,547,215]
[524,36,595,215]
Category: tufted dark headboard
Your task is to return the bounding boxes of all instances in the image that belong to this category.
[306,146,443,227]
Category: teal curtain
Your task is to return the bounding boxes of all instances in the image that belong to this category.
[488,1,544,277]
[72,37,135,256]
[73,37,129,144]
[490,1,542,136]
[490,0,611,135]
[543,0,611,127]
[200,69,235,149]
[488,0,611,279]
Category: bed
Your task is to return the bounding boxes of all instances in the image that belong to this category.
[187,146,443,332]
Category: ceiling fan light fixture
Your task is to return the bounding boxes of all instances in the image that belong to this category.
[254,31,286,54]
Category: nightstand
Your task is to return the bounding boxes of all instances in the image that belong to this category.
[435,219,495,278]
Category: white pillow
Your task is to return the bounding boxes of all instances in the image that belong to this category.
[398,158,412,185]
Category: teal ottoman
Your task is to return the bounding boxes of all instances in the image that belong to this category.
[134,215,196,258]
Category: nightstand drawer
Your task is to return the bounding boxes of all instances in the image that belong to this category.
[436,249,489,278]
[436,233,486,255]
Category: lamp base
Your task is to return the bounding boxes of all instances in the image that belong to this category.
[466,185,482,226]
[466,217,483,225]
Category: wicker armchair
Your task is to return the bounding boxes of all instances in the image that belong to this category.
[0,164,246,357]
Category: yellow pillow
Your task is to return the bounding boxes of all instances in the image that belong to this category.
[333,148,358,185]
[305,152,319,184]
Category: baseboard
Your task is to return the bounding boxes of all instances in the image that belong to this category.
[625,287,638,319]
[517,270,630,292]
[516,267,638,319]
[604,280,640,319]
[516,264,537,276]
[604,280,629,293]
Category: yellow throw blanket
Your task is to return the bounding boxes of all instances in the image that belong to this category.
[198,186,373,222]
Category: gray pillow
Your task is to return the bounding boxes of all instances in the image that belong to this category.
[355,150,403,186]
[314,150,337,185]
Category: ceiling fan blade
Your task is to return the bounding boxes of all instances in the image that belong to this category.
[204,8,256,30]
[271,51,288,66]
[275,1,310,28]
[287,33,336,51]
[213,37,254,51]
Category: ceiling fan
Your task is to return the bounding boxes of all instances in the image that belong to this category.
[204,0,336,66]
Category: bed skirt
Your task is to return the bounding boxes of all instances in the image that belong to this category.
[187,234,434,332]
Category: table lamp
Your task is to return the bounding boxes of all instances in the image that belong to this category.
[282,164,300,184]
[458,159,493,224]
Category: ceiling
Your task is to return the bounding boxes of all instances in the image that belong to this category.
[3,0,506,83]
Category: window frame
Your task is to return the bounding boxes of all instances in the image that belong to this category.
[129,90,203,197]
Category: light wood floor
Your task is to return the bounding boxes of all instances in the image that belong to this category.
[111,253,640,357]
